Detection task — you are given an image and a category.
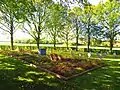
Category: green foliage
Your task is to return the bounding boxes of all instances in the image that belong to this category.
[14,39,37,44]
[0,0,120,52]
[45,3,67,49]
[0,0,26,50]
[91,39,102,46]
[22,0,53,49]
[0,45,37,51]
[96,0,120,53]
[59,9,74,49]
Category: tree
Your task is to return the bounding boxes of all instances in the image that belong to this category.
[60,15,73,49]
[69,7,82,51]
[0,0,25,50]
[46,3,67,50]
[96,1,120,53]
[79,3,102,52]
[60,0,93,51]
[23,0,52,50]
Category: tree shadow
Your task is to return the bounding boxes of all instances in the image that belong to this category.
[66,60,120,90]
[1,53,120,90]
[0,55,64,90]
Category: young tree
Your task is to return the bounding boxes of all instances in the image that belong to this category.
[50,0,90,51]
[46,3,67,50]
[69,7,82,51]
[0,0,25,50]
[79,3,102,52]
[23,0,52,50]
[96,1,120,53]
[60,18,73,49]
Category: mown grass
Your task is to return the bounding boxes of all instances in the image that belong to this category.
[66,60,120,90]
[0,54,64,90]
[0,52,120,90]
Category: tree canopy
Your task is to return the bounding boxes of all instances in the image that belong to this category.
[0,0,119,52]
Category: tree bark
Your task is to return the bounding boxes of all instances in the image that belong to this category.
[10,32,14,50]
[10,17,14,50]
[53,34,56,50]
[87,25,90,52]
[66,33,69,50]
[76,19,79,51]
[37,11,41,50]
[36,39,40,50]
[37,31,40,50]
[110,38,113,54]
[53,26,57,50]
[87,14,91,52]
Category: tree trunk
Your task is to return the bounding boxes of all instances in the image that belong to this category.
[36,39,40,50]
[37,11,41,50]
[66,33,69,50]
[37,31,40,50]
[76,19,79,51]
[87,26,90,52]
[10,32,14,50]
[53,27,56,50]
[66,40,69,50]
[88,36,90,52]
[10,18,14,50]
[110,38,113,54]
[53,35,56,50]
[76,29,79,51]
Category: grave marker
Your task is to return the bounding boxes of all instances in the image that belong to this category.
[103,52,107,56]
[79,53,82,57]
[99,53,102,60]
[88,52,91,58]
[113,52,117,58]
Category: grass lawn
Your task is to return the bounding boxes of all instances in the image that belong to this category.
[0,52,120,90]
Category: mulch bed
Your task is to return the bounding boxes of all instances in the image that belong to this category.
[0,50,105,80]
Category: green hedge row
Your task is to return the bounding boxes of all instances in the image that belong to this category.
[0,45,70,51]
[0,45,120,54]
[0,45,37,50]
[84,48,120,54]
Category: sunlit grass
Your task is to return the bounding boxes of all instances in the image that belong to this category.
[108,58,120,61]
[25,71,42,75]
[16,76,34,82]
[109,66,120,69]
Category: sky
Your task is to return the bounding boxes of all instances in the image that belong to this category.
[0,0,108,41]
[0,30,32,41]
[88,0,107,5]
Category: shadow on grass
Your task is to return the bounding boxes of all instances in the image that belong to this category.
[0,55,64,90]
[0,54,120,90]
[67,60,120,90]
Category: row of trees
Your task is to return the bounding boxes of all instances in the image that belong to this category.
[0,0,120,53]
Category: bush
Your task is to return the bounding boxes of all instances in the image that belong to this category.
[0,45,38,51]
[0,45,11,50]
